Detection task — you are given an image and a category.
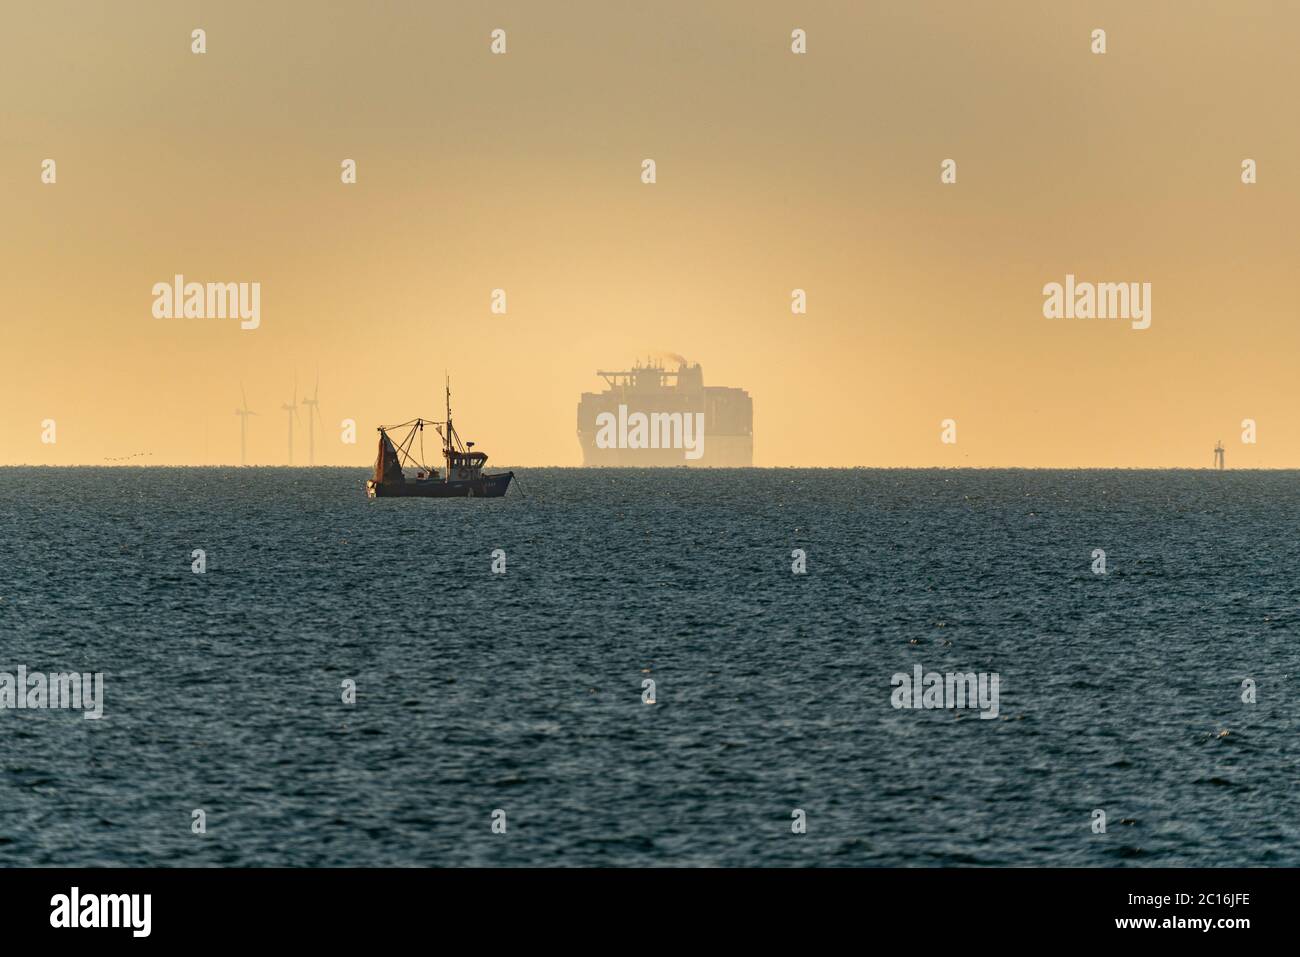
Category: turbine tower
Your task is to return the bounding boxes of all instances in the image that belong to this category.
[301,368,320,466]
[282,375,300,465]
[1214,440,1225,470]
[235,385,257,466]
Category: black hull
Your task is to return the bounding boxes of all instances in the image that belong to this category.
[367,471,514,498]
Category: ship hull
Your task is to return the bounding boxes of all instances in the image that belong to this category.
[576,434,752,466]
[366,471,514,498]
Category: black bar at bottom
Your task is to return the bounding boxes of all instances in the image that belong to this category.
[0,867,1282,943]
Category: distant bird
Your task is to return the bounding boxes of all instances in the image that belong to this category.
[235,384,257,466]
[282,375,301,465]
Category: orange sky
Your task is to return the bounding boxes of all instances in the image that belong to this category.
[2,1,1297,467]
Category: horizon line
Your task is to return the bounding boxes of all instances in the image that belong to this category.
[0,463,1276,471]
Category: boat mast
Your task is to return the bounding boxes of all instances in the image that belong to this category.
[444,372,451,480]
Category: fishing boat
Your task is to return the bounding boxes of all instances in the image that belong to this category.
[366,380,514,498]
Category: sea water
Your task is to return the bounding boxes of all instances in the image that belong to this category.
[0,467,1295,866]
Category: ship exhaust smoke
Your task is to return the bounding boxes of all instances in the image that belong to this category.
[653,351,688,368]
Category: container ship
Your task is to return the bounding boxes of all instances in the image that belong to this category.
[576,358,753,466]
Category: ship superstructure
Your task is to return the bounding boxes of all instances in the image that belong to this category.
[576,358,752,466]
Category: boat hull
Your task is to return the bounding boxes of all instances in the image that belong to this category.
[366,471,514,499]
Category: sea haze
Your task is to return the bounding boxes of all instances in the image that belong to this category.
[0,467,1295,866]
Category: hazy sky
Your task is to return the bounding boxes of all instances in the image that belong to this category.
[3,1,1297,466]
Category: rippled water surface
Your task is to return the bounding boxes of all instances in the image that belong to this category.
[1,467,1297,866]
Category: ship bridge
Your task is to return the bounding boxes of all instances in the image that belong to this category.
[598,360,705,392]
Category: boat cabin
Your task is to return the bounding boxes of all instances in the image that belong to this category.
[447,450,487,481]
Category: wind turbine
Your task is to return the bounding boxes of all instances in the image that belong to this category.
[301,368,320,466]
[235,384,257,466]
[282,375,300,465]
